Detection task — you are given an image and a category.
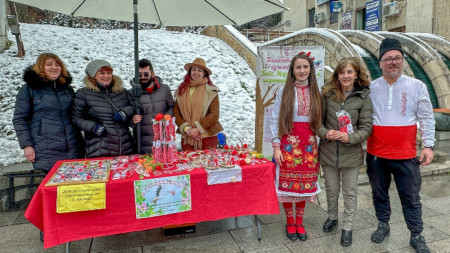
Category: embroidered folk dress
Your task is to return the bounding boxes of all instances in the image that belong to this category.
[271,83,321,203]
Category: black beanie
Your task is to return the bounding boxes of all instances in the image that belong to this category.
[379,38,404,60]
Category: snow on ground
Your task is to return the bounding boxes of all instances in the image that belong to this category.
[0,24,257,167]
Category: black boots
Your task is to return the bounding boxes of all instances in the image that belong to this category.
[410,235,431,253]
[371,222,390,243]
[341,229,352,247]
[323,218,338,232]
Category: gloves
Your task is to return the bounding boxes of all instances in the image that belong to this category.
[113,111,127,122]
[93,124,106,137]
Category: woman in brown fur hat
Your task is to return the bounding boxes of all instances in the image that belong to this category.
[173,57,223,151]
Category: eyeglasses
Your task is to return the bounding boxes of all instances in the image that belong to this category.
[380,56,404,64]
[139,72,150,77]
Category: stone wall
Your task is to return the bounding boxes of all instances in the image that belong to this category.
[282,0,308,31]
[435,0,450,39]
[435,131,450,155]
[405,0,433,33]
[202,26,256,73]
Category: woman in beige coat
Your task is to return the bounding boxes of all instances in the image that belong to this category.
[173,58,223,151]
[318,57,373,247]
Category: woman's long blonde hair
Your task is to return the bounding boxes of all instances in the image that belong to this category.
[278,54,322,136]
[322,57,370,102]
[32,53,70,84]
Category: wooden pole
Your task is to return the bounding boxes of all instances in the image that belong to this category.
[0,0,7,52]
[7,1,25,56]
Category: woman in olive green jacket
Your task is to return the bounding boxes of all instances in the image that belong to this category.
[317,57,373,247]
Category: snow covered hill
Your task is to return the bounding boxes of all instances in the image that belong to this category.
[0,24,256,167]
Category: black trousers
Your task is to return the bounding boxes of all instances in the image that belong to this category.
[366,153,423,234]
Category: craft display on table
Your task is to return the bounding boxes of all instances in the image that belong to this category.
[135,154,194,179]
[45,160,111,186]
[152,113,177,164]
[178,147,266,171]
[110,155,140,180]
[45,143,267,183]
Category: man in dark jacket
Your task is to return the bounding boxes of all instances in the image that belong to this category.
[132,59,175,154]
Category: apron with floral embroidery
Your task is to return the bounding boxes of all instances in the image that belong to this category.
[278,122,320,195]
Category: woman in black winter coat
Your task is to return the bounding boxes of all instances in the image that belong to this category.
[72,59,135,158]
[13,53,83,173]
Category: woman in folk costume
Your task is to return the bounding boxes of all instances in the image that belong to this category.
[173,58,223,151]
[271,52,322,241]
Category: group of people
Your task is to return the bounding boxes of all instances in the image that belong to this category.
[13,55,222,174]
[271,38,435,253]
[13,38,435,253]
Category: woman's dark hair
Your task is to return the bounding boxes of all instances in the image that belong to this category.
[278,54,322,135]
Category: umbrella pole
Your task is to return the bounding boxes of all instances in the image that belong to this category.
[132,0,142,154]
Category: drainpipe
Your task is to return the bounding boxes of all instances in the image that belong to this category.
[378,0,383,31]
[432,0,437,34]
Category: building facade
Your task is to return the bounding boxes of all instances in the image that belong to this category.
[279,0,449,39]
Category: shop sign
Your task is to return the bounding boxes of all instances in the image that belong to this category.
[365,0,380,31]
[317,0,330,6]
[330,1,342,13]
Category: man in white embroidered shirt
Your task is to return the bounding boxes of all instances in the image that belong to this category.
[366,38,435,253]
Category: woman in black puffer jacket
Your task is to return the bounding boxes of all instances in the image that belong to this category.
[72,59,135,158]
[13,53,83,173]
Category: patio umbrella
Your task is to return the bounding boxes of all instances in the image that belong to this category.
[10,0,287,152]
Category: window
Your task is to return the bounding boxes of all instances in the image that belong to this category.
[330,12,338,23]
[356,8,366,30]
[309,8,315,27]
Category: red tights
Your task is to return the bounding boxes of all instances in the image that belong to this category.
[282,201,306,234]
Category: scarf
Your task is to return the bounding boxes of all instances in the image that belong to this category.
[143,77,160,93]
[294,80,310,116]
[177,77,208,149]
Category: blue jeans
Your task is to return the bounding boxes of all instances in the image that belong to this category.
[366,153,423,234]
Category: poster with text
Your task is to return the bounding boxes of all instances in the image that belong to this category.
[255,46,325,156]
[365,0,380,31]
[134,175,191,219]
[340,11,352,30]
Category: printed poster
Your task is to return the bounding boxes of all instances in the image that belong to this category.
[134,175,191,218]
[255,46,325,156]
[365,0,380,31]
[340,11,352,30]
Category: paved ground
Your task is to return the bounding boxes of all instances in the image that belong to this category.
[1,161,450,253]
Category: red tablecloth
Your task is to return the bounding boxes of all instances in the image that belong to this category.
[25,159,279,248]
